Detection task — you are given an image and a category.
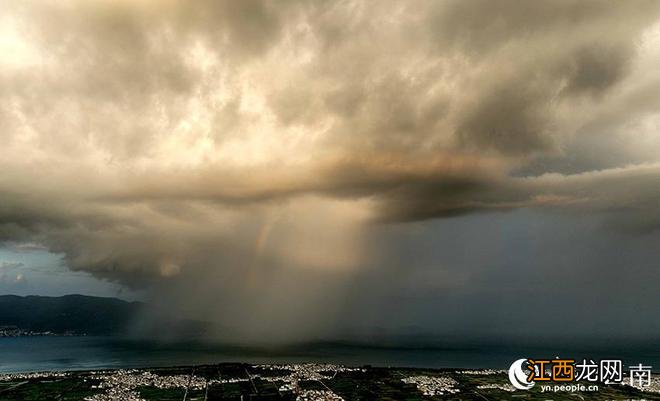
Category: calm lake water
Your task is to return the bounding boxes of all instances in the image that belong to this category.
[1,336,658,373]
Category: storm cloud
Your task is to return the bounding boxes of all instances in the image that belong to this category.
[1,0,660,342]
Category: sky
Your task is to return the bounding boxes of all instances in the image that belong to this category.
[0,244,134,298]
[1,0,660,344]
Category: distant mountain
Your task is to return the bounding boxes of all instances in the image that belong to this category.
[0,294,143,335]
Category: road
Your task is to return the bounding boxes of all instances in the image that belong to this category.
[182,368,195,401]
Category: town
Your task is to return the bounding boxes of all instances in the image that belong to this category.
[0,363,658,400]
[0,325,82,337]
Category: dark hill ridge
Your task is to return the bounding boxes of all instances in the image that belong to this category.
[0,294,143,335]
[0,294,211,337]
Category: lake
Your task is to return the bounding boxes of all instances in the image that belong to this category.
[1,336,658,373]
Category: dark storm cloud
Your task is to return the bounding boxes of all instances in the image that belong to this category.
[1,0,660,341]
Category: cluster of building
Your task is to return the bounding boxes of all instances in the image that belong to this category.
[91,369,207,390]
[476,383,516,392]
[458,369,505,375]
[84,369,206,401]
[80,364,355,401]
[0,371,68,381]
[295,389,344,401]
[252,364,361,385]
[623,374,660,393]
[84,384,143,401]
[0,326,78,337]
[401,375,460,396]
[252,363,357,400]
[254,363,363,381]
[278,382,295,392]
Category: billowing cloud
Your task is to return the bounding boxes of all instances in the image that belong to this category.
[1,0,660,342]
